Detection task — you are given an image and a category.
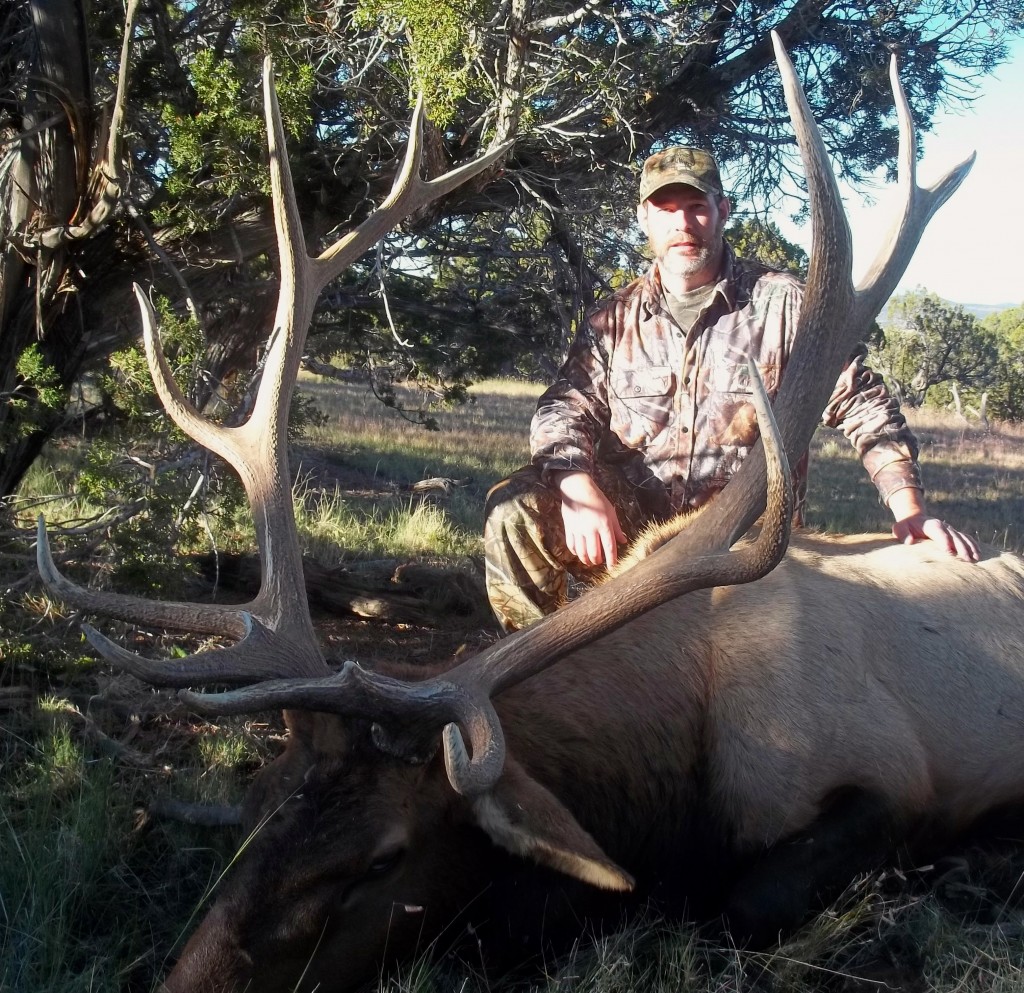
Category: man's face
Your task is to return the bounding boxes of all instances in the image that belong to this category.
[636,185,730,287]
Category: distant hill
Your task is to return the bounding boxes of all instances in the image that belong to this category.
[881,296,1020,325]
[958,301,1020,319]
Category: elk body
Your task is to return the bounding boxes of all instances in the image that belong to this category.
[160,532,1024,993]
[35,30,1016,993]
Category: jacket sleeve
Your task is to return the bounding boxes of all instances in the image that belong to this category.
[530,316,613,482]
[822,342,923,503]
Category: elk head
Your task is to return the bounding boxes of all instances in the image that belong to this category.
[36,35,973,993]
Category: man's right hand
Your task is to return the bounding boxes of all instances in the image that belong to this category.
[556,471,627,567]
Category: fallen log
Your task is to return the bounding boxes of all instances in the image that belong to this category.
[191,553,488,627]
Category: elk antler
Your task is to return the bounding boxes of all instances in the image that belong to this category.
[167,34,974,797]
[39,36,973,800]
[37,59,511,684]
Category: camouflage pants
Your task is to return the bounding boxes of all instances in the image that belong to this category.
[483,456,809,633]
[482,464,667,633]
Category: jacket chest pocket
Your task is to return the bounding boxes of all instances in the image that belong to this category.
[609,367,674,447]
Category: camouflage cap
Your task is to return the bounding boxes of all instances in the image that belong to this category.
[639,146,723,201]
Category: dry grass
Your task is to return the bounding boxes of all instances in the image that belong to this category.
[298,372,1024,554]
[299,375,542,496]
[2,377,1024,993]
[807,411,1024,552]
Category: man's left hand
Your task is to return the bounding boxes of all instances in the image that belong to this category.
[892,514,980,563]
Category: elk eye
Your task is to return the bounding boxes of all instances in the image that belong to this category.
[368,848,404,876]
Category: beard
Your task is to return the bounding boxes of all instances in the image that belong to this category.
[666,239,717,277]
[654,214,727,281]
[658,237,725,284]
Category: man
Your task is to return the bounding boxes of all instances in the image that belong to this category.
[484,146,979,633]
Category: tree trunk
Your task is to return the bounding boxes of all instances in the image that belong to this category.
[950,381,966,421]
[0,0,91,496]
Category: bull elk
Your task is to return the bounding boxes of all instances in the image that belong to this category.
[36,32,1024,993]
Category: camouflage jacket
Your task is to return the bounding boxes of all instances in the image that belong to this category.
[530,248,922,520]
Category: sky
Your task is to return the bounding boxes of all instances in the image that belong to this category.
[775,37,1024,309]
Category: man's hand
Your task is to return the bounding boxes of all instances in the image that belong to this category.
[891,514,980,563]
[556,471,627,567]
[888,489,980,563]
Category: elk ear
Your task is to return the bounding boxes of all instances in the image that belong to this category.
[471,755,634,892]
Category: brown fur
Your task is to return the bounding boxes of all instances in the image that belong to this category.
[163,534,1024,992]
[611,502,708,570]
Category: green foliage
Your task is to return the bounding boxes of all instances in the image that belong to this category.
[2,345,68,444]
[73,301,238,594]
[982,304,1024,421]
[289,389,330,440]
[353,0,484,125]
[726,218,809,278]
[871,290,999,407]
[14,345,65,412]
[158,47,313,231]
[73,438,206,595]
[100,298,205,419]
[77,297,328,591]
[313,232,562,421]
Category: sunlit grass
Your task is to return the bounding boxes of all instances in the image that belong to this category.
[294,486,480,563]
[198,732,257,771]
[806,414,1024,552]
[3,377,1024,993]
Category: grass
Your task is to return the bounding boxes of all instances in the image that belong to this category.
[294,487,482,563]
[0,695,237,993]
[2,377,1024,992]
[808,411,1024,552]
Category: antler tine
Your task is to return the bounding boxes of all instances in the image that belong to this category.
[312,96,513,291]
[177,659,507,792]
[237,58,512,656]
[135,286,238,462]
[37,514,318,682]
[77,619,304,687]
[853,56,975,327]
[36,516,248,638]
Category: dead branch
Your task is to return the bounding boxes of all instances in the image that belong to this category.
[146,797,242,827]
